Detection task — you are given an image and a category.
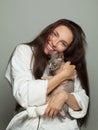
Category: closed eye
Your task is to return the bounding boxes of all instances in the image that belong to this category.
[54,30,70,47]
[52,31,59,37]
[61,41,69,47]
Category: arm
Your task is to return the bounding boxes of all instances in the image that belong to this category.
[67,76,89,118]
[44,75,89,119]
[5,45,48,108]
[47,61,76,94]
[62,90,81,111]
[5,45,75,109]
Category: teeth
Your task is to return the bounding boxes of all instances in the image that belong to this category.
[47,44,54,51]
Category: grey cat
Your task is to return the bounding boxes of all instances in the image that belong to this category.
[48,52,74,120]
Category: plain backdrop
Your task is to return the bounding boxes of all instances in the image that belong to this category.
[0,0,98,130]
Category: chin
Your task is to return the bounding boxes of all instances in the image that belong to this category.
[44,49,49,55]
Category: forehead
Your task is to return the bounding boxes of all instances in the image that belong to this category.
[54,25,72,36]
[54,25,73,44]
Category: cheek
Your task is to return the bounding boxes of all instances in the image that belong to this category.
[44,44,48,54]
[47,35,52,41]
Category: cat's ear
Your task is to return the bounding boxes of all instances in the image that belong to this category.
[60,53,64,60]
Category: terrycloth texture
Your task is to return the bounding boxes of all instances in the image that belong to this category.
[5,44,89,130]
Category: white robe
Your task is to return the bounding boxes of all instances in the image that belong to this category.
[5,44,89,130]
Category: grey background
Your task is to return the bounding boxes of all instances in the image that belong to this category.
[0,0,98,130]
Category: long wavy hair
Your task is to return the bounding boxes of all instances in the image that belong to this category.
[24,19,90,127]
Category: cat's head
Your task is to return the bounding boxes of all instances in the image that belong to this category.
[49,52,64,71]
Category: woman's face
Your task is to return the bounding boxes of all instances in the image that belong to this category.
[44,25,73,55]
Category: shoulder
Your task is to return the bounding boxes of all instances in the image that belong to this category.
[5,44,33,83]
[12,44,34,57]
[15,44,33,53]
[10,44,34,65]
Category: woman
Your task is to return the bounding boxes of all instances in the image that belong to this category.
[5,19,90,130]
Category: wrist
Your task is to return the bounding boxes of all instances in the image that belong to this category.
[57,72,67,82]
[60,90,69,102]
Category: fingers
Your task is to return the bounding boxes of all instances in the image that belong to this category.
[44,96,63,118]
[44,104,59,119]
[63,61,76,78]
[72,65,76,69]
[44,97,60,118]
[49,109,59,119]
[66,61,71,64]
[66,61,76,68]
[44,93,66,119]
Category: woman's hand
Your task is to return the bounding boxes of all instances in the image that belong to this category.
[44,90,68,118]
[60,61,76,80]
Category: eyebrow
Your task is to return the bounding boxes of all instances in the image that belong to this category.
[53,30,59,37]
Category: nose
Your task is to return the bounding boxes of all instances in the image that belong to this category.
[49,34,59,48]
[52,41,57,46]
[52,40,58,48]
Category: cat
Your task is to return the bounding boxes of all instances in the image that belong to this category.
[48,52,74,120]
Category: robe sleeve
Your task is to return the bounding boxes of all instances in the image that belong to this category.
[68,76,89,118]
[5,44,48,109]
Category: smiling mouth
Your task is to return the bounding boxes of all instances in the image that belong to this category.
[47,43,55,52]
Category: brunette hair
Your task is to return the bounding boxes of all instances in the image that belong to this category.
[26,19,90,127]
